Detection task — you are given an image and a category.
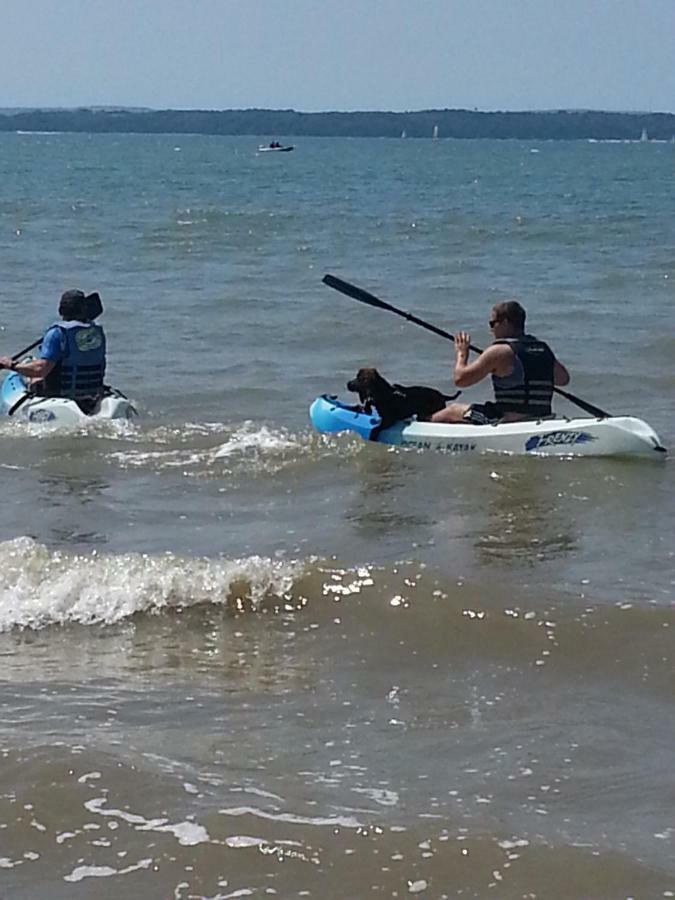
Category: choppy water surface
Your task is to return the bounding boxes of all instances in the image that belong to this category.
[0,134,673,898]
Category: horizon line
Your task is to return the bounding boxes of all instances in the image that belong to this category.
[1,105,674,117]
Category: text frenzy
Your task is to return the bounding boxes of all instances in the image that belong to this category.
[525,431,596,451]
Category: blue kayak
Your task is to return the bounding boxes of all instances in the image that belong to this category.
[309,395,382,441]
[0,369,28,415]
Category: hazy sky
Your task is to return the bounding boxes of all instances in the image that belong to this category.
[1,0,674,112]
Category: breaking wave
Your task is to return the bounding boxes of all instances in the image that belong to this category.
[0,536,673,699]
[0,536,307,632]
[108,422,320,474]
[0,415,360,478]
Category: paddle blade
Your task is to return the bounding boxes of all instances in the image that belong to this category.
[322,274,395,313]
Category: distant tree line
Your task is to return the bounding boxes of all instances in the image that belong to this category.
[1,107,674,140]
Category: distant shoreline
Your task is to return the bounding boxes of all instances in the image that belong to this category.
[1,107,674,141]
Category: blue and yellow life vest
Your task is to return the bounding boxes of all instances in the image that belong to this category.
[43,321,106,399]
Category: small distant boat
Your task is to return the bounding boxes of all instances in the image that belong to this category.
[258,143,294,153]
[432,125,439,140]
[640,128,649,142]
[401,129,407,139]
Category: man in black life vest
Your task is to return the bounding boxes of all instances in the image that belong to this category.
[0,290,106,410]
[431,299,570,425]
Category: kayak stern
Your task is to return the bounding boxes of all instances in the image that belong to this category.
[1,370,135,425]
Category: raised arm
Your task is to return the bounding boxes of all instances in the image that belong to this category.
[453,333,513,388]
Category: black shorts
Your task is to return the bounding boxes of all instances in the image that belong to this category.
[463,402,503,425]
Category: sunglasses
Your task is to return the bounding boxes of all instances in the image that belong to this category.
[489,318,500,328]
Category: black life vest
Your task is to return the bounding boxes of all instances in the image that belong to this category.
[491,335,555,417]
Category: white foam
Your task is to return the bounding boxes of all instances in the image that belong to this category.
[84,797,211,846]
[218,805,362,828]
[0,417,136,440]
[109,447,207,469]
[124,422,233,445]
[0,537,305,632]
[77,771,102,784]
[64,858,152,882]
[213,424,298,458]
[109,422,304,472]
[65,865,117,881]
[352,787,399,807]
[225,835,266,848]
[146,821,210,846]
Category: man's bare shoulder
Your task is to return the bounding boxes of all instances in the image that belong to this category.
[480,343,513,363]
[480,342,514,375]
[482,342,513,357]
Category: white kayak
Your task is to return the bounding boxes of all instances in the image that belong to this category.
[309,395,667,459]
[0,369,136,426]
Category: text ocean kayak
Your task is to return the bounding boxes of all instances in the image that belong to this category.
[0,370,135,425]
[309,395,666,458]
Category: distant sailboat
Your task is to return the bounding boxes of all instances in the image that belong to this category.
[401,129,407,139]
[432,124,439,140]
[640,128,649,142]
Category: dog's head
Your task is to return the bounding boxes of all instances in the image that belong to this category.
[347,367,387,397]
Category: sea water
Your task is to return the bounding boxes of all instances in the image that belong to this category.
[0,133,673,898]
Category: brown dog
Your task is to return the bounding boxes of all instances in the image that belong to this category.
[347,367,458,430]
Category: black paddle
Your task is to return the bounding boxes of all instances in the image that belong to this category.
[322,273,611,420]
[0,337,43,371]
[11,338,42,362]
[0,338,43,415]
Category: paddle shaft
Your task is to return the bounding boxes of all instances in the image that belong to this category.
[12,338,41,362]
[0,337,43,371]
[322,274,611,419]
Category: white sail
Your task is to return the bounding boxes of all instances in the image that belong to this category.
[432,124,439,140]
[640,128,648,142]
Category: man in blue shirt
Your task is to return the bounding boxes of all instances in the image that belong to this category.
[0,290,106,404]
